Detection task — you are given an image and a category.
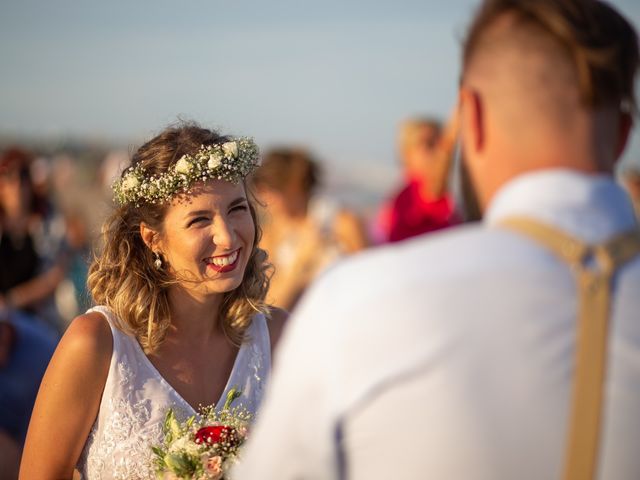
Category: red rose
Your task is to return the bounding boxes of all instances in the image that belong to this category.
[194,425,238,446]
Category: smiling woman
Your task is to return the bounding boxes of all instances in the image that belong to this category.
[145,179,257,301]
[18,123,288,480]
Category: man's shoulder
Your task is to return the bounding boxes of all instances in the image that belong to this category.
[300,224,493,315]
[290,223,517,410]
[304,220,554,322]
[330,223,496,280]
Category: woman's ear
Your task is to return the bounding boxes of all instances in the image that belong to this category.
[140,223,159,251]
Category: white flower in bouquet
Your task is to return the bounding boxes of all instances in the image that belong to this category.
[168,436,201,457]
[200,453,224,480]
[151,388,251,479]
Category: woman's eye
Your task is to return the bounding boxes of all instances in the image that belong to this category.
[230,204,248,213]
[188,217,208,227]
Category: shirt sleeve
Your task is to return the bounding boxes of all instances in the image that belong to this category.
[233,274,341,480]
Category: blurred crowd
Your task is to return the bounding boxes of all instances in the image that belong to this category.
[0,116,639,478]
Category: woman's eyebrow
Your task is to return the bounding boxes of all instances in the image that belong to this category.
[185,209,211,217]
[229,197,248,207]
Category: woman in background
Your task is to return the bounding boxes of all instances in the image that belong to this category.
[0,147,69,330]
[253,148,368,310]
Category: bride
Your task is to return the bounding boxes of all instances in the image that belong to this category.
[19,124,287,479]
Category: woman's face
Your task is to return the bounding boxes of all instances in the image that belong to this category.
[0,168,29,214]
[158,179,256,299]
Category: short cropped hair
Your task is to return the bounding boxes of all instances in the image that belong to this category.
[462,0,640,113]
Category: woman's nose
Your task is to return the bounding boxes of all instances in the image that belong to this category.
[212,218,235,248]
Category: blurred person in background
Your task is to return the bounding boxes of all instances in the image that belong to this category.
[374,116,460,243]
[235,0,640,479]
[0,147,70,331]
[252,148,369,310]
[54,210,92,323]
[0,310,57,480]
[620,165,640,218]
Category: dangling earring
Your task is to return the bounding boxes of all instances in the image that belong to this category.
[154,251,162,270]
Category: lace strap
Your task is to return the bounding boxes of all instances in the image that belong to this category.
[252,312,272,372]
[85,305,136,364]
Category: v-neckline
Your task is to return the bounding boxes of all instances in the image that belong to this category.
[132,336,245,414]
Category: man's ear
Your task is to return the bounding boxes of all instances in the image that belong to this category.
[140,223,159,252]
[459,86,485,154]
[615,111,633,161]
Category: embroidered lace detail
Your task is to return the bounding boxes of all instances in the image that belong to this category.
[249,340,266,401]
[79,361,163,479]
[76,307,270,479]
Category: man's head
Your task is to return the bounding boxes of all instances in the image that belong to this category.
[398,118,443,179]
[458,0,639,211]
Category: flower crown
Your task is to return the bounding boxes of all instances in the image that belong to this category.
[113,137,259,206]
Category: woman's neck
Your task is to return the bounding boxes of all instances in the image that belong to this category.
[165,287,225,344]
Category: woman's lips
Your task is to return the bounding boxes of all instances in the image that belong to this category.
[205,249,240,273]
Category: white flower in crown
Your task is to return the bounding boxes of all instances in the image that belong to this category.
[113,137,259,206]
[208,153,223,170]
[222,141,238,158]
[121,174,140,192]
[175,157,193,174]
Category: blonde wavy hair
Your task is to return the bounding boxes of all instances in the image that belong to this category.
[88,124,271,352]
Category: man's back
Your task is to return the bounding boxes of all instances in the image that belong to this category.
[343,171,640,479]
[236,170,640,479]
[236,1,640,478]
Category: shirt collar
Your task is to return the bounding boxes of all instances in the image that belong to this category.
[485,168,638,243]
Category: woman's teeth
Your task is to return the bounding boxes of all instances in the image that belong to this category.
[208,250,239,267]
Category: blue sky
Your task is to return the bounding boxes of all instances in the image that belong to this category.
[1,0,639,180]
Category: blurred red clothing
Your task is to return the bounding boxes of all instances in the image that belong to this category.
[378,176,458,243]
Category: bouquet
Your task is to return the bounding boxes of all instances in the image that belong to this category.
[152,387,252,480]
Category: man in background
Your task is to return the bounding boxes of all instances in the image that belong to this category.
[236,0,640,479]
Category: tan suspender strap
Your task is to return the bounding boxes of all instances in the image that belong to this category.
[499,217,640,480]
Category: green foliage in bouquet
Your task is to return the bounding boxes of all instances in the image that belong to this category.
[152,387,252,480]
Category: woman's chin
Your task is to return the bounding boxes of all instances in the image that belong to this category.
[203,272,245,295]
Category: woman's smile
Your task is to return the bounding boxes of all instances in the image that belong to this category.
[204,248,241,273]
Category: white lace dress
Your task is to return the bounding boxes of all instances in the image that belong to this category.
[76,305,271,479]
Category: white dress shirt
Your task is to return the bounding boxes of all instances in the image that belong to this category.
[235,169,640,480]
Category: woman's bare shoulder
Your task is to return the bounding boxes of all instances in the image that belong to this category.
[62,311,113,358]
[19,311,113,478]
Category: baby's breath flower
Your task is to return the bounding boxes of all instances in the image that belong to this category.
[112,138,259,206]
